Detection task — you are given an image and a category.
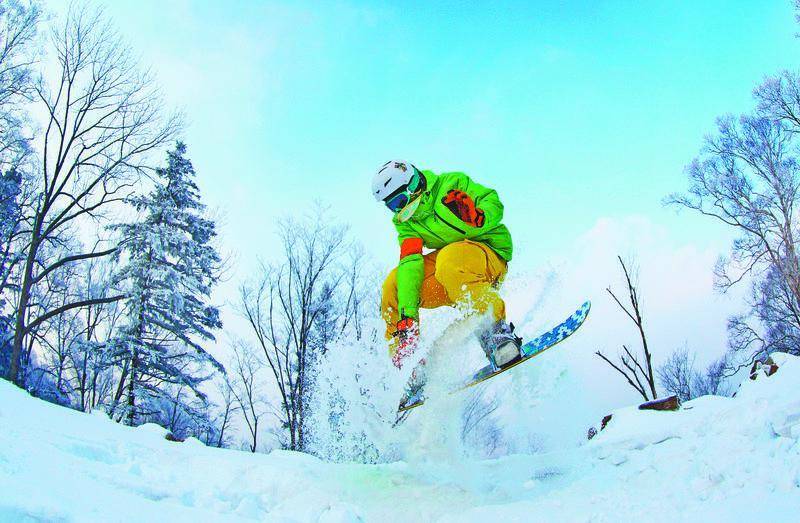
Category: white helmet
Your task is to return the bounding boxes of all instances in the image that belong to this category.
[372,160,417,202]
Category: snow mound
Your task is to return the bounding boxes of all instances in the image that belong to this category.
[1,355,799,522]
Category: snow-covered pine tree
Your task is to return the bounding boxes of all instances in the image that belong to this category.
[0,169,22,368]
[111,142,223,426]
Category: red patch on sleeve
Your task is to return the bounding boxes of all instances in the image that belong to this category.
[400,238,423,259]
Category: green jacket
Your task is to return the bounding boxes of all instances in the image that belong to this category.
[394,169,513,319]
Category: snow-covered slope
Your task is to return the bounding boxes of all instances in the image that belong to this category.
[1,355,799,522]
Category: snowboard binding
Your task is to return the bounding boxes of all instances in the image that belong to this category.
[479,320,523,371]
[398,359,427,411]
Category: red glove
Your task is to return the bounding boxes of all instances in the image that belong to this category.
[392,317,419,369]
[442,190,485,227]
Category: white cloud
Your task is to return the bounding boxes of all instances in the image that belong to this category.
[497,214,742,441]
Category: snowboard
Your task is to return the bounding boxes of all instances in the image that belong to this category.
[396,300,592,419]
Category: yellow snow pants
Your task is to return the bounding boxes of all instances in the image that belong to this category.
[381,240,508,345]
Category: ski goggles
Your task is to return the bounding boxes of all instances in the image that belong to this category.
[383,171,423,213]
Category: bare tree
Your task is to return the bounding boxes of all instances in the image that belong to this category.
[141,384,218,442]
[461,388,502,457]
[725,263,800,376]
[21,236,83,393]
[656,345,695,402]
[658,345,730,401]
[38,302,81,396]
[595,256,658,401]
[7,7,179,384]
[336,245,373,341]
[239,208,351,451]
[63,258,121,411]
[667,70,800,374]
[695,358,730,397]
[228,341,267,453]
[210,378,235,448]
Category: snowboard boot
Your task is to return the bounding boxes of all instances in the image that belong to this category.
[399,358,427,410]
[479,320,523,370]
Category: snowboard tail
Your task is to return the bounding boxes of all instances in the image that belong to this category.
[397,300,591,415]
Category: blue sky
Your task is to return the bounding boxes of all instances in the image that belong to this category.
[62,0,797,271]
[46,1,800,381]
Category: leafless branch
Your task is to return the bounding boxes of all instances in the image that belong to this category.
[596,256,658,401]
[6,5,180,384]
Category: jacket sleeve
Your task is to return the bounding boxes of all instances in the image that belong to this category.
[468,178,504,231]
[394,221,424,321]
[439,172,505,234]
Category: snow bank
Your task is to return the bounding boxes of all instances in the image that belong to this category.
[1,354,799,522]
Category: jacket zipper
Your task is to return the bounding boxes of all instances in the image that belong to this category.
[434,209,466,234]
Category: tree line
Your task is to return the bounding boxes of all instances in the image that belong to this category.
[0,2,231,439]
[0,3,371,452]
[4,1,800,456]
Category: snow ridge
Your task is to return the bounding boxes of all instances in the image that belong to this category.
[1,354,798,522]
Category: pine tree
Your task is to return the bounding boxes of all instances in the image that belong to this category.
[111,143,223,425]
[0,168,22,363]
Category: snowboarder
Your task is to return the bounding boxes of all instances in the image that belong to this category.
[372,160,522,405]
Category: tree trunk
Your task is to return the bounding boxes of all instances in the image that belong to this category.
[216,405,230,448]
[126,349,138,426]
[8,230,38,384]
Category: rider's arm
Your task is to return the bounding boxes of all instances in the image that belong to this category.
[465,177,504,231]
[395,221,424,321]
